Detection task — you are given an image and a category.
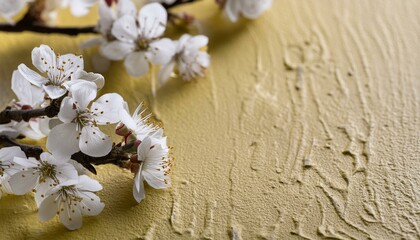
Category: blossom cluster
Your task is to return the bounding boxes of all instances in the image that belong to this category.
[0,45,172,230]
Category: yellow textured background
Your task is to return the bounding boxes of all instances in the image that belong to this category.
[0,0,419,239]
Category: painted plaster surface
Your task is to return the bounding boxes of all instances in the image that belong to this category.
[0,0,419,239]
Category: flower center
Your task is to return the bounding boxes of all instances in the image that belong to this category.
[39,161,57,183]
[76,111,96,130]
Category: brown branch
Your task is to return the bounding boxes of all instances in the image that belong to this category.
[162,0,199,9]
[0,98,62,124]
[0,135,130,174]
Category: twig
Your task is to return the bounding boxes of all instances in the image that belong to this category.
[0,98,62,124]
[0,135,130,174]
[0,0,200,35]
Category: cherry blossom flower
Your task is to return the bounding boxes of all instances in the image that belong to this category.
[11,70,49,140]
[132,137,171,203]
[38,175,104,230]
[18,45,84,99]
[42,0,97,23]
[81,0,137,72]
[221,0,272,22]
[158,34,211,85]
[118,103,158,141]
[101,3,176,77]
[0,0,28,23]
[0,147,26,199]
[9,152,78,207]
[47,81,124,158]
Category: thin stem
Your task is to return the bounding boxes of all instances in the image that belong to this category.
[0,0,200,35]
[0,135,130,174]
[0,98,62,124]
[162,0,199,9]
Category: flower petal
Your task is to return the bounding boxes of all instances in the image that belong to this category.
[146,38,176,65]
[58,97,77,123]
[79,191,105,216]
[0,146,26,163]
[9,170,39,195]
[76,175,102,192]
[71,70,105,90]
[31,45,56,73]
[100,41,135,61]
[11,70,44,107]
[59,202,83,230]
[111,15,138,42]
[68,81,97,110]
[133,171,146,203]
[79,126,112,157]
[57,54,84,80]
[158,60,175,85]
[42,85,67,99]
[38,192,60,221]
[91,93,125,124]
[35,180,54,207]
[138,3,167,39]
[47,123,80,159]
[17,64,48,87]
[123,51,149,77]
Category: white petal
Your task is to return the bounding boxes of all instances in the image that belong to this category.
[9,170,39,195]
[241,0,272,19]
[70,0,95,17]
[17,64,48,87]
[47,123,80,159]
[57,54,84,79]
[13,156,39,169]
[123,51,149,77]
[56,164,78,183]
[68,81,97,110]
[11,70,44,107]
[158,60,175,85]
[91,93,125,124]
[42,85,67,99]
[79,126,112,157]
[224,0,241,22]
[117,0,137,18]
[71,71,105,90]
[38,192,60,221]
[133,171,146,203]
[137,137,152,162]
[146,38,176,65]
[35,180,54,207]
[79,191,105,216]
[76,175,102,192]
[111,15,138,42]
[100,41,135,61]
[31,45,56,73]
[0,146,26,163]
[138,3,167,39]
[189,35,209,49]
[59,202,83,230]
[58,97,77,123]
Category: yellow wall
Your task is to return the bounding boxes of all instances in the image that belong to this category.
[0,0,419,239]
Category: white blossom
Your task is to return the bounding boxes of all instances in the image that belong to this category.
[11,70,49,140]
[42,0,97,23]
[119,103,158,141]
[0,0,29,23]
[223,0,272,22]
[101,3,176,77]
[18,45,84,99]
[9,152,78,207]
[38,175,104,230]
[47,81,124,158]
[158,34,211,85]
[81,0,137,72]
[0,147,26,199]
[132,137,171,203]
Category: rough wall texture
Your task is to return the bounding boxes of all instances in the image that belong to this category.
[0,0,419,239]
